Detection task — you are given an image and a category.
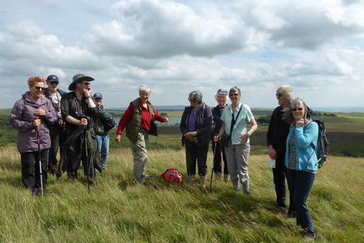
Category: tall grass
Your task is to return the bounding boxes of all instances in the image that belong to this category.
[0,146,363,242]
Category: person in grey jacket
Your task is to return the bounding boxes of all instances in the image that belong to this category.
[10,76,57,196]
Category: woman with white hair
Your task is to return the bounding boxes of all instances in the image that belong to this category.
[180,90,213,188]
[267,85,294,213]
[116,85,168,184]
[214,86,258,193]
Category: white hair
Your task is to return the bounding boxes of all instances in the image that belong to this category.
[139,85,151,94]
[276,85,294,100]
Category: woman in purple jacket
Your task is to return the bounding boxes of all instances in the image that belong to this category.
[10,76,57,196]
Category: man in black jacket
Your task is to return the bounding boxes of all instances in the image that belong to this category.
[211,89,229,182]
[61,74,99,181]
[267,85,294,214]
[44,74,67,177]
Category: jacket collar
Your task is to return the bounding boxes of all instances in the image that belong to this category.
[22,92,47,107]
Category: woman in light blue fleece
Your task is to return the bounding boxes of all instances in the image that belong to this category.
[284,98,319,240]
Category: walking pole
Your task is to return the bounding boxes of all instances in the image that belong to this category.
[209,141,217,192]
[36,130,44,197]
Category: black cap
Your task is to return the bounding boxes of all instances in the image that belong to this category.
[46,74,59,83]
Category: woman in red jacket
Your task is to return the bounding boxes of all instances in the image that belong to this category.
[115,85,168,184]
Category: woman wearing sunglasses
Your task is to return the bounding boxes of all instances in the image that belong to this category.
[10,76,57,196]
[214,86,258,193]
[284,98,319,240]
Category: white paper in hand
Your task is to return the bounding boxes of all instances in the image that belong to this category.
[268,159,276,168]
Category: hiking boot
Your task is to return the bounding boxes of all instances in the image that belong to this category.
[303,231,316,241]
[200,176,207,188]
[215,173,222,181]
[32,187,42,197]
[233,182,240,191]
[242,181,250,194]
[277,202,287,210]
[187,176,195,184]
[55,169,62,178]
[223,174,229,182]
[287,210,296,218]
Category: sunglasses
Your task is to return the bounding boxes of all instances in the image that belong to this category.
[50,82,59,85]
[276,93,283,98]
[83,82,91,86]
[34,86,44,91]
[291,107,304,111]
[229,93,239,97]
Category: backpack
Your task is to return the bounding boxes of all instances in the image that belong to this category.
[95,108,116,135]
[161,168,183,183]
[312,119,329,168]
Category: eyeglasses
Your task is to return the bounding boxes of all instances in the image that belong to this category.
[50,82,59,85]
[34,87,44,91]
[291,107,304,111]
[83,82,91,86]
[276,93,283,98]
[229,93,239,97]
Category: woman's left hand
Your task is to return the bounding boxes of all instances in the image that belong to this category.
[184,131,196,141]
[35,108,46,116]
[295,119,305,127]
[240,133,250,144]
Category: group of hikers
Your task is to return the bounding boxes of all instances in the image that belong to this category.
[10,74,321,240]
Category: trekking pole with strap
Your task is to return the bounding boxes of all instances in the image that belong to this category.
[36,129,44,197]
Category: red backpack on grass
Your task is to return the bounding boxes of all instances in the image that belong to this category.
[162,168,183,183]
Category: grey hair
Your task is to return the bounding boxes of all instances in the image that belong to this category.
[215,89,228,99]
[283,97,310,124]
[276,84,294,101]
[188,90,203,104]
[139,85,151,94]
[229,86,241,97]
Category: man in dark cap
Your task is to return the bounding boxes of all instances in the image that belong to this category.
[60,74,100,182]
[44,75,66,177]
[93,92,111,170]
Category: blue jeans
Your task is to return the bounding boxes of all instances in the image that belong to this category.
[287,169,316,233]
[96,135,109,169]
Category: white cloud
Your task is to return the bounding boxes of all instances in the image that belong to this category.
[231,0,364,50]
[88,0,252,58]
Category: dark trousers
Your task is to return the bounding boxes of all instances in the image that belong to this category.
[64,136,96,179]
[49,127,60,174]
[287,169,316,233]
[185,141,208,176]
[20,149,49,189]
[212,142,228,175]
[272,157,287,206]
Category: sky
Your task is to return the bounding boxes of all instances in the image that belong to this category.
[1,0,364,109]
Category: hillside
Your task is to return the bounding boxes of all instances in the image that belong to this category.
[0,147,363,242]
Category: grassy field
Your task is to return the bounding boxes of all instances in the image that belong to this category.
[0,146,363,242]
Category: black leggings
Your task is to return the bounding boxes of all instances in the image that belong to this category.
[212,142,228,175]
[20,149,49,189]
[185,141,208,176]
